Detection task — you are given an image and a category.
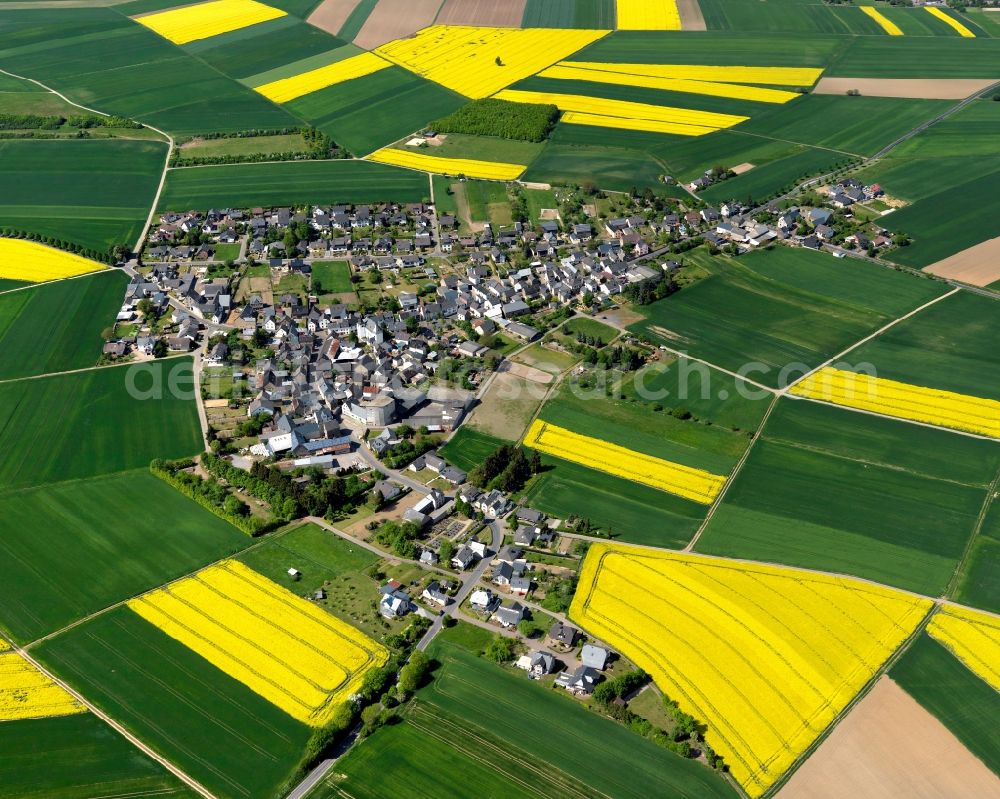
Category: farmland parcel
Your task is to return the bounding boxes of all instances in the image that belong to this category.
[927,604,1000,692]
[0,470,247,643]
[696,399,1000,595]
[892,633,1000,779]
[0,713,198,799]
[129,560,388,725]
[0,644,84,721]
[0,240,104,283]
[135,0,287,45]
[375,25,609,98]
[37,608,312,799]
[0,270,127,381]
[571,544,931,797]
[524,419,727,504]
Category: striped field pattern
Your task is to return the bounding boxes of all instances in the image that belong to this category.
[571,544,932,797]
[255,52,392,103]
[128,560,388,726]
[523,419,727,503]
[790,367,1000,439]
[927,604,1000,691]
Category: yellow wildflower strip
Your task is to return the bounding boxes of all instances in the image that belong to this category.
[128,560,388,727]
[0,650,86,721]
[134,0,286,45]
[925,6,975,37]
[255,52,392,104]
[616,0,681,30]
[0,239,105,283]
[539,63,799,104]
[859,6,903,35]
[367,148,526,180]
[524,420,726,503]
[571,543,931,798]
[562,61,823,87]
[495,88,745,134]
[927,604,1000,691]
[375,25,608,99]
[790,367,1000,439]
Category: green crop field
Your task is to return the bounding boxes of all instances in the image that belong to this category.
[36,607,312,799]
[699,0,880,34]
[850,290,1000,402]
[311,260,353,293]
[628,247,946,386]
[697,146,847,204]
[461,180,509,221]
[0,8,299,136]
[286,67,465,156]
[523,142,666,191]
[828,36,1000,77]
[537,384,750,475]
[881,168,1000,267]
[0,140,166,252]
[0,713,198,799]
[0,469,246,642]
[188,19,344,80]
[0,270,127,380]
[619,359,773,433]
[891,633,1000,777]
[319,639,737,799]
[954,501,1000,614]
[696,399,1000,595]
[439,427,509,472]
[159,160,427,211]
[0,359,203,490]
[572,30,842,67]
[522,454,705,546]
[738,96,953,158]
[409,133,545,167]
[521,0,615,28]
[431,175,459,216]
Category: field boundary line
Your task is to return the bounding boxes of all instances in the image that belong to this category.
[0,350,192,386]
[762,603,938,798]
[4,642,217,799]
[784,393,1000,443]
[685,393,778,552]
[0,267,110,296]
[781,287,960,394]
[22,518,290,650]
[724,128,863,159]
[945,463,1000,599]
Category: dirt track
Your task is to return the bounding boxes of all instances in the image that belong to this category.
[923,236,1000,287]
[307,0,361,36]
[353,0,441,49]
[779,676,1000,799]
[813,77,996,99]
[435,0,526,27]
[677,0,707,30]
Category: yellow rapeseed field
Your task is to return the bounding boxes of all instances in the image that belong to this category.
[616,0,682,30]
[539,64,800,103]
[523,420,726,503]
[790,367,1000,439]
[128,560,388,726]
[374,25,608,98]
[559,112,714,135]
[860,6,903,35]
[0,650,86,721]
[0,239,105,282]
[494,89,746,134]
[561,61,823,87]
[135,0,286,45]
[255,52,391,103]
[367,148,527,180]
[927,604,1000,691]
[571,544,931,798]
[925,6,975,36]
